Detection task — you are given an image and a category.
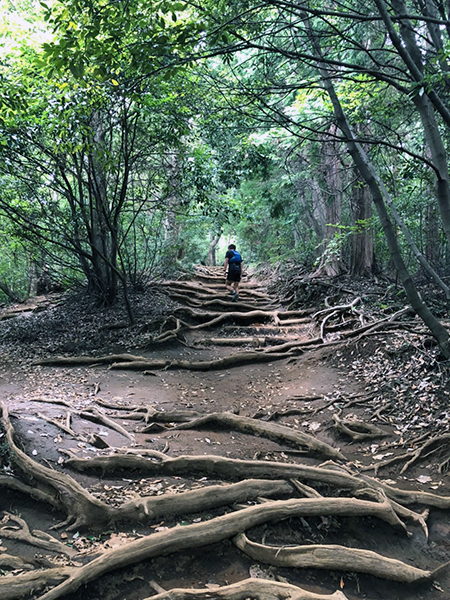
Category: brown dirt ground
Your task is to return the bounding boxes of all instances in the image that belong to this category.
[0,274,449,600]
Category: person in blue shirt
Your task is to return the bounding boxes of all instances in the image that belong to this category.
[224,244,242,302]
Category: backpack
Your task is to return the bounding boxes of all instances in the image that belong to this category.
[228,250,242,264]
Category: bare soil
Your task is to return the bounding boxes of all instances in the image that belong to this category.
[0,269,449,600]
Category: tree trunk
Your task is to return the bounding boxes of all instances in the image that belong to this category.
[87,111,119,305]
[425,202,440,267]
[350,170,375,276]
[208,233,221,266]
[314,129,347,276]
[164,151,184,261]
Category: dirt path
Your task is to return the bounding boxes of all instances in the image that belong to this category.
[0,268,449,600]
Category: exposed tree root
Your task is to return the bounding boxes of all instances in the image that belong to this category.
[332,414,390,441]
[312,298,362,340]
[111,351,294,371]
[33,354,146,367]
[32,496,406,600]
[116,479,295,523]
[0,513,78,557]
[0,567,75,600]
[312,298,361,321]
[1,403,114,530]
[172,411,346,460]
[64,452,450,511]
[222,323,313,333]
[0,554,50,571]
[145,578,349,600]
[30,397,73,408]
[34,351,294,370]
[108,407,205,424]
[362,434,450,475]
[172,306,314,329]
[78,407,134,440]
[32,324,409,373]
[309,393,376,418]
[153,316,186,344]
[196,336,268,346]
[5,273,449,600]
[1,408,304,531]
[399,434,450,474]
[253,407,321,421]
[0,474,57,506]
[338,307,413,341]
[233,533,436,583]
[163,280,271,300]
[37,412,87,442]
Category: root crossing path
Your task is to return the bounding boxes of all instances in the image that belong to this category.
[0,266,449,600]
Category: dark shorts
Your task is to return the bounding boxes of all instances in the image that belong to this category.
[227,267,241,282]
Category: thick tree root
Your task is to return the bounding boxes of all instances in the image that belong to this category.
[0,567,75,600]
[34,496,405,600]
[0,474,57,506]
[34,351,294,370]
[64,452,450,511]
[0,409,301,530]
[172,307,314,330]
[0,554,49,571]
[196,336,268,346]
[172,411,346,460]
[1,409,299,531]
[163,280,271,299]
[1,402,114,530]
[145,579,349,600]
[116,479,295,523]
[399,434,450,474]
[233,533,435,583]
[32,353,146,367]
[111,351,294,371]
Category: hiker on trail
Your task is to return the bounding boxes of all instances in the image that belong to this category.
[224,244,242,302]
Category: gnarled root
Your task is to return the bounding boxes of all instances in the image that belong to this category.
[0,567,74,600]
[35,496,406,600]
[173,411,346,460]
[0,402,114,531]
[233,533,436,583]
[64,452,450,510]
[145,578,349,600]
[0,513,78,557]
[332,414,389,442]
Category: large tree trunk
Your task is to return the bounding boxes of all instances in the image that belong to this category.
[350,169,375,276]
[87,111,120,305]
[164,151,184,261]
[314,129,347,277]
[208,232,221,266]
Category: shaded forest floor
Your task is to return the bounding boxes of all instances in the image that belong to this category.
[0,266,450,600]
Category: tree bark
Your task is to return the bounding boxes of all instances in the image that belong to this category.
[350,169,375,276]
[208,232,221,266]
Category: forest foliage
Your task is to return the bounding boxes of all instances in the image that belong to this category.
[1,0,450,345]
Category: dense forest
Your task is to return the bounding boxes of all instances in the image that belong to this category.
[2,2,450,600]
